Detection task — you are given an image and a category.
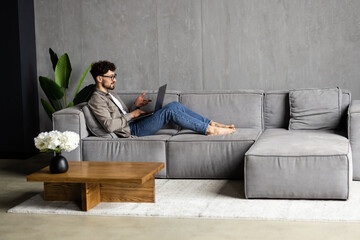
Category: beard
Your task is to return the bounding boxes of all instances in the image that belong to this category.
[102,82,115,90]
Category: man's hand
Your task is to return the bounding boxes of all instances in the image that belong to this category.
[135,93,152,107]
[130,109,146,118]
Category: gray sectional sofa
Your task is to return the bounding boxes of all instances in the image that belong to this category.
[53,88,360,200]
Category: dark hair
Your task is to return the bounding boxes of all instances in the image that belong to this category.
[90,60,116,81]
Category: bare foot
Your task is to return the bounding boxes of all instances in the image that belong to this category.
[210,121,235,129]
[206,125,235,136]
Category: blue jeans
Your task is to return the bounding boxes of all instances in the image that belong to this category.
[129,102,211,137]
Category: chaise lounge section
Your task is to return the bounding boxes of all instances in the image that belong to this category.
[244,89,353,199]
[245,129,352,199]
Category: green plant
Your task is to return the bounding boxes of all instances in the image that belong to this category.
[39,48,95,119]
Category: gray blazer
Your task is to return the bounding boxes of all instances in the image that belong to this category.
[88,88,137,138]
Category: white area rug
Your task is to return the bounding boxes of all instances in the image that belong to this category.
[7,180,360,222]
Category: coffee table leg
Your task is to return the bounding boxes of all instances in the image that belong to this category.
[81,183,100,211]
[44,182,80,201]
[100,176,155,203]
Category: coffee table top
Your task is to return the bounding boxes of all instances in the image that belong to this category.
[27,161,164,184]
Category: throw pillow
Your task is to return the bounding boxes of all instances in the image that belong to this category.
[82,105,118,138]
[288,87,342,130]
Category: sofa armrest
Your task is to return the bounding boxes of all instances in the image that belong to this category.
[348,100,360,180]
[53,103,89,161]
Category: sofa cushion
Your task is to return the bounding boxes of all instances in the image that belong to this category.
[82,105,118,138]
[180,90,263,129]
[82,134,173,178]
[264,89,351,130]
[167,129,262,179]
[288,87,342,130]
[264,91,290,129]
[245,129,351,199]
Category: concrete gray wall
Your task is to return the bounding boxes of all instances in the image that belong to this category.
[34,0,360,131]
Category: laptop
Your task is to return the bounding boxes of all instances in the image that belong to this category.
[131,84,167,121]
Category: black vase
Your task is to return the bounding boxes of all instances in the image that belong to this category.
[50,153,69,174]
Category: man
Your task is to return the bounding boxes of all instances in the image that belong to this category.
[88,60,235,137]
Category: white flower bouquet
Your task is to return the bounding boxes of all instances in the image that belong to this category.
[34,130,80,154]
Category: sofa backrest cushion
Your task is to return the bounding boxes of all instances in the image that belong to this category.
[180,90,264,129]
[288,87,342,130]
[264,89,351,130]
[264,91,290,129]
[82,105,118,138]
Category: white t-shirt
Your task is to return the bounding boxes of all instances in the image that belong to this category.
[108,92,128,115]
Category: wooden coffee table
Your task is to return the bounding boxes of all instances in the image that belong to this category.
[27,161,164,211]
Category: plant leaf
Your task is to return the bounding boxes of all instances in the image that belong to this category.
[55,53,72,88]
[41,98,55,120]
[75,64,91,96]
[49,48,58,71]
[73,84,95,105]
[39,76,64,100]
[67,101,74,108]
[39,76,64,111]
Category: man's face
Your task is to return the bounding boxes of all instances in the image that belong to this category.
[100,70,117,90]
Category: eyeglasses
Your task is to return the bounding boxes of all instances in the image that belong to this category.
[101,73,117,80]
